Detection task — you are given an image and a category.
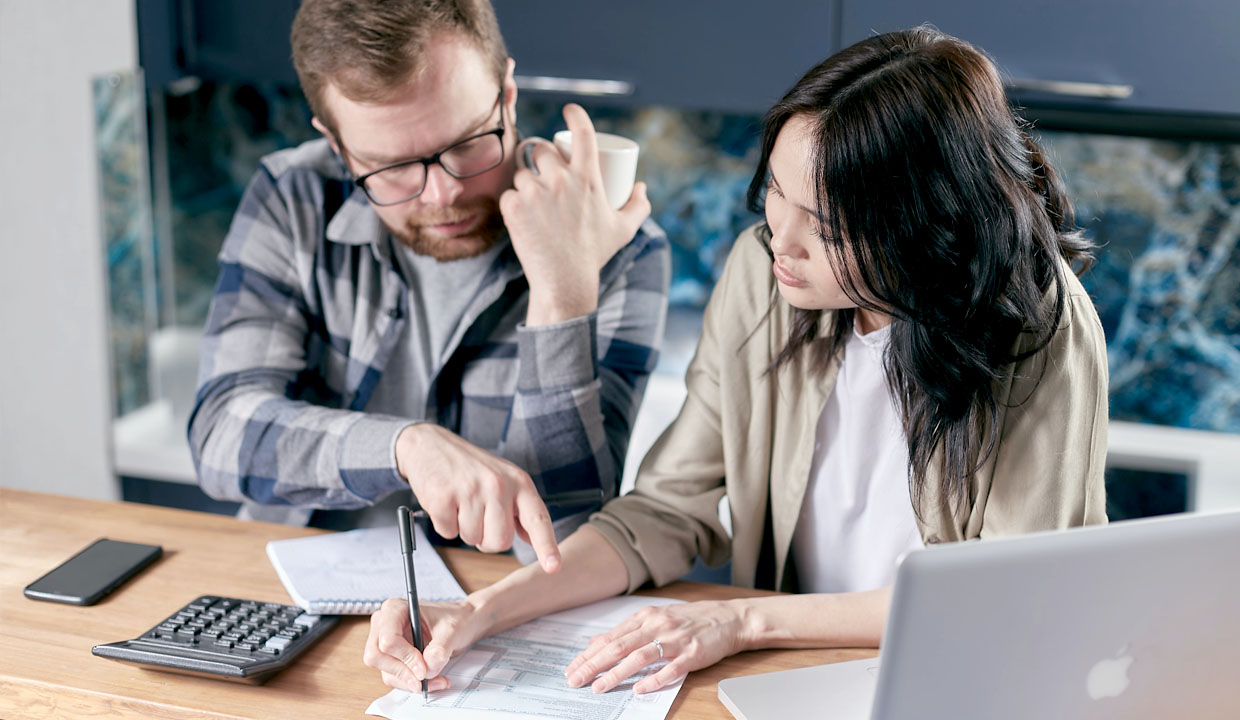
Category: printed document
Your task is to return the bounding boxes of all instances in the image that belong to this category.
[367,595,686,720]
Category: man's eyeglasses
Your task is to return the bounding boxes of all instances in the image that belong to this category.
[349,87,507,206]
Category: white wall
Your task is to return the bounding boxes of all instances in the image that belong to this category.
[0,0,138,498]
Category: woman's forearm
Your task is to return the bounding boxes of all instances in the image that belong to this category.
[737,587,892,651]
[557,584,893,694]
[470,524,631,635]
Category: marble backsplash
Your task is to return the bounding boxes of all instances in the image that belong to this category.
[1043,133,1240,431]
[95,72,155,416]
[98,79,1240,463]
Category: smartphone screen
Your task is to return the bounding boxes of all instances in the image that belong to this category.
[24,538,162,606]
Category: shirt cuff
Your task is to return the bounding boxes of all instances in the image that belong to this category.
[516,312,598,393]
[337,414,416,502]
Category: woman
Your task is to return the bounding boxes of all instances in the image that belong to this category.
[364,26,1108,695]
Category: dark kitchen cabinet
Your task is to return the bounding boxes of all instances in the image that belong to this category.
[840,0,1240,118]
[138,0,301,87]
[492,0,839,114]
[138,0,1240,125]
[138,0,841,113]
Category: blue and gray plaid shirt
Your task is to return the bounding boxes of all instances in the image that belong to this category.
[188,138,670,523]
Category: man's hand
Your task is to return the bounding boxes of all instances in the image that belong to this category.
[395,424,561,573]
[500,103,651,326]
[363,597,494,692]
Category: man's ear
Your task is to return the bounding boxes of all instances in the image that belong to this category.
[311,116,340,155]
[503,57,518,123]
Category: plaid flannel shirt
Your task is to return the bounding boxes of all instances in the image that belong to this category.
[188,138,670,522]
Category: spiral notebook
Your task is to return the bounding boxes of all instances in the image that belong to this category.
[266,524,466,614]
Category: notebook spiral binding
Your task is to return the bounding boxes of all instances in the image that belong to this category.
[308,599,383,615]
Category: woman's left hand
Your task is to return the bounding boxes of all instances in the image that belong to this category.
[564,600,750,694]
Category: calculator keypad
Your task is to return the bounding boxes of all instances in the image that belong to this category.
[141,596,316,659]
[93,595,339,683]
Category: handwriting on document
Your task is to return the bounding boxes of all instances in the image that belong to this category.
[367,596,686,720]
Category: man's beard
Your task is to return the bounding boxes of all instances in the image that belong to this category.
[387,197,506,262]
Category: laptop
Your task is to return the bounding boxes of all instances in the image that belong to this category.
[719,510,1240,720]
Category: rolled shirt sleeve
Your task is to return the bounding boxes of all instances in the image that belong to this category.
[501,218,671,516]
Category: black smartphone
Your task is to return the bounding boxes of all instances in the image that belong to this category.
[24,538,163,606]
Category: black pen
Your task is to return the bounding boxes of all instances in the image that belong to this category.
[540,487,606,508]
[397,506,427,703]
[395,486,600,702]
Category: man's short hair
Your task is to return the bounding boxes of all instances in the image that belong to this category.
[291,0,508,134]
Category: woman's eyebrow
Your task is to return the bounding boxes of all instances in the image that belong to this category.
[770,172,823,219]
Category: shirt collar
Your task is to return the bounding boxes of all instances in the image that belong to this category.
[852,320,892,350]
[325,188,387,247]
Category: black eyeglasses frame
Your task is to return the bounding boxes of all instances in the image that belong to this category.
[346,86,507,206]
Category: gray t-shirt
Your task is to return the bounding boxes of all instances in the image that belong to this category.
[366,241,507,420]
[314,240,506,531]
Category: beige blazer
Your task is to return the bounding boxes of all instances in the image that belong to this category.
[590,225,1109,593]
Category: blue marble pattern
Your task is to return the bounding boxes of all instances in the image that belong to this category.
[1039,132,1240,433]
[94,71,154,417]
[517,100,761,305]
[98,80,1240,450]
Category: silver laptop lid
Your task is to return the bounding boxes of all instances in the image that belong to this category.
[873,510,1240,720]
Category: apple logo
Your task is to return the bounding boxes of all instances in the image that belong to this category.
[1086,645,1134,700]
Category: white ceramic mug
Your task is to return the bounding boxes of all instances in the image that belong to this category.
[517,131,640,210]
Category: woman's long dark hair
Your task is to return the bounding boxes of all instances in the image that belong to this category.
[748,27,1094,512]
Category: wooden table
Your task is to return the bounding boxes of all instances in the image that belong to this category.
[0,488,874,719]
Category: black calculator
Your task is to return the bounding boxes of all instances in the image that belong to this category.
[92,595,339,684]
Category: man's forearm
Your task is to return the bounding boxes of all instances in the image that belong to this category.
[190,382,409,507]
[502,312,614,501]
[505,226,668,508]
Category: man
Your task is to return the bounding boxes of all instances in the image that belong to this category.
[188,0,670,572]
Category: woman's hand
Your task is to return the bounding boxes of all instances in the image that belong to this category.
[363,597,496,692]
[565,600,751,694]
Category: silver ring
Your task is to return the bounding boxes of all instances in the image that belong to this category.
[651,639,663,659]
[520,142,540,175]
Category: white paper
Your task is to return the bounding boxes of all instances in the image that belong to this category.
[367,595,687,720]
[267,524,465,613]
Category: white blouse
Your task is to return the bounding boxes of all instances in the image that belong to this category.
[791,323,924,594]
